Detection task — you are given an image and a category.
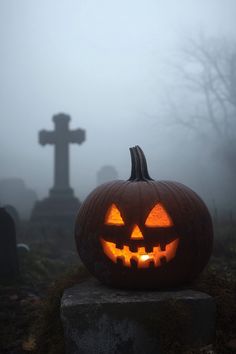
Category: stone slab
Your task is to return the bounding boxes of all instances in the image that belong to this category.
[61,278,216,354]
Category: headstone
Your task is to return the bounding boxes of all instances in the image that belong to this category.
[4,205,20,231]
[31,113,86,227]
[61,278,216,354]
[0,178,37,219]
[0,208,19,281]
[97,165,119,185]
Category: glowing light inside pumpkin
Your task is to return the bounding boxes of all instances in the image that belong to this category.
[105,204,124,225]
[130,224,144,239]
[145,203,173,227]
[101,238,179,268]
[140,254,150,261]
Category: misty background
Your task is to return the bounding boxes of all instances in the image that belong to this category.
[1,0,236,218]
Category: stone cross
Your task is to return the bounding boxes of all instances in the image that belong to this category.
[39,113,85,194]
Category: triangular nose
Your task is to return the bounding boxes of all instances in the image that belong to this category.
[130,224,144,240]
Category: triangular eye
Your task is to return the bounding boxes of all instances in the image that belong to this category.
[105,204,125,225]
[145,203,173,227]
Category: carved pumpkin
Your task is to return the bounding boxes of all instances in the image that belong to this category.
[75,146,213,289]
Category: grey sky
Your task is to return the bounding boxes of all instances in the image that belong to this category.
[0,0,235,205]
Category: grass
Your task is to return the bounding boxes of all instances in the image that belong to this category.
[1,222,235,354]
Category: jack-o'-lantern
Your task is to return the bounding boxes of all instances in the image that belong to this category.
[75,146,213,289]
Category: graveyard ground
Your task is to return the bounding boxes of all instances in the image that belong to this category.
[0,221,236,354]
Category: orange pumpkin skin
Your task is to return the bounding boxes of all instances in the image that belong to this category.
[75,146,213,289]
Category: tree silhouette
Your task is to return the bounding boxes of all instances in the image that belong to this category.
[166,34,236,176]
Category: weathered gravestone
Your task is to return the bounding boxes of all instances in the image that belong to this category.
[4,204,20,232]
[31,113,86,227]
[0,208,19,281]
[0,178,37,219]
[97,165,119,185]
[61,278,216,354]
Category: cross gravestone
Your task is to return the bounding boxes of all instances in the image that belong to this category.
[31,113,86,226]
[0,208,19,281]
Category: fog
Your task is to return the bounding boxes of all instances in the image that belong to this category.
[1,0,236,217]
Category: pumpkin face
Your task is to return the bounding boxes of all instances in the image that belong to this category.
[101,203,179,269]
[75,146,213,289]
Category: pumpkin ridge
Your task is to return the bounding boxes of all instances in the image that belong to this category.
[84,182,118,221]
[94,182,127,225]
[165,182,213,278]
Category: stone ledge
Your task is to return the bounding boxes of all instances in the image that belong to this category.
[61,278,216,354]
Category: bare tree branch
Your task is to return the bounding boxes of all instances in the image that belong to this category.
[169,35,236,142]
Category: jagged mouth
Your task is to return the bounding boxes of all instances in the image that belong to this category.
[100,238,179,268]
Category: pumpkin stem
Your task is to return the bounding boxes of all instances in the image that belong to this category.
[128,146,153,181]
